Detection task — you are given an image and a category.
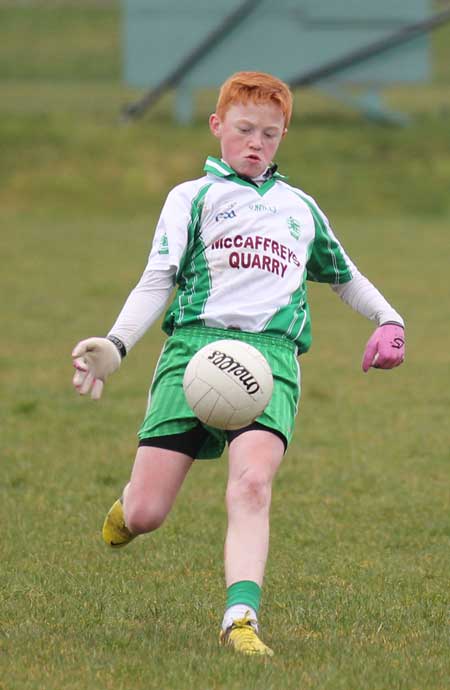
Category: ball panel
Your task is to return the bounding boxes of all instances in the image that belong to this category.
[183,375,212,406]
[191,388,222,426]
[201,394,235,430]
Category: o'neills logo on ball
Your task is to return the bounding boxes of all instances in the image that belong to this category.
[207,350,260,395]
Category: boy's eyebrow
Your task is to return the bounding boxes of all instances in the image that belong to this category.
[235,118,282,131]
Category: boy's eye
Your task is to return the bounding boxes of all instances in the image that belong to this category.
[238,127,250,133]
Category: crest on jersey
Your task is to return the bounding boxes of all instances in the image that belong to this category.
[287,216,301,239]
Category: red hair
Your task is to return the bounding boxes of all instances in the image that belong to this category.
[215,71,293,127]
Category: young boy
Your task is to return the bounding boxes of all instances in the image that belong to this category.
[72,72,405,657]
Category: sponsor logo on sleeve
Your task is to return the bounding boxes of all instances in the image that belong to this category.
[158,232,169,254]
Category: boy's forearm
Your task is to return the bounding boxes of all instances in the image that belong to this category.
[331,270,404,327]
[107,268,175,353]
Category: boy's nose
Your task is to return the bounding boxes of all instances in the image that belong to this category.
[249,134,263,149]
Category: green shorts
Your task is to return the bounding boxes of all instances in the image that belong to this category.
[138,325,301,459]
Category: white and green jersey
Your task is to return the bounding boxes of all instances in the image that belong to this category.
[147,156,354,354]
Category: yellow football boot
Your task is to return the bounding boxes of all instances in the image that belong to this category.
[220,615,274,657]
[102,498,135,548]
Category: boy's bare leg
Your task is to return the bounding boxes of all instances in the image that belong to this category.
[224,429,284,586]
[123,446,193,534]
[103,446,193,546]
[220,429,284,655]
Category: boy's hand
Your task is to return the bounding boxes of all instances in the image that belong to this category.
[362,324,405,372]
[72,337,122,399]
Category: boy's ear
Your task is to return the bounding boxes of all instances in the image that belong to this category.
[209,113,222,139]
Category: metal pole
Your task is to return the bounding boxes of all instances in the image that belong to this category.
[122,0,263,122]
[290,7,450,88]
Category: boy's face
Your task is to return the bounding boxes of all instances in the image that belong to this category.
[209,101,286,178]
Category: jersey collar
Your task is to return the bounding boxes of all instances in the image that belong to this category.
[203,156,287,196]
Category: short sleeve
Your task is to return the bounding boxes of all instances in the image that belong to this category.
[146,184,194,272]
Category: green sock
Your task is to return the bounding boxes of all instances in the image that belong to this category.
[226,580,261,613]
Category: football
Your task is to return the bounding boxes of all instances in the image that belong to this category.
[183,339,273,430]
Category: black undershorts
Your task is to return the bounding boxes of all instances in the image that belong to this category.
[138,422,287,459]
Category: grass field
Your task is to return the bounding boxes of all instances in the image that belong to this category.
[1,3,450,689]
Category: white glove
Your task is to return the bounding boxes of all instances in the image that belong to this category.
[72,337,122,400]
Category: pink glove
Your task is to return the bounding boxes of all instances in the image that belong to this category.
[362,323,405,372]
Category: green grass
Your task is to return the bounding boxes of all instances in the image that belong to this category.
[1,3,450,689]
[0,2,121,81]
[2,214,450,690]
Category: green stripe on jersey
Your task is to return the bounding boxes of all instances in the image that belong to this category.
[295,191,352,284]
[164,183,212,331]
[263,280,311,354]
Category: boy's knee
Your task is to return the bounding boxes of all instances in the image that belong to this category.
[124,498,167,534]
[226,472,272,513]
